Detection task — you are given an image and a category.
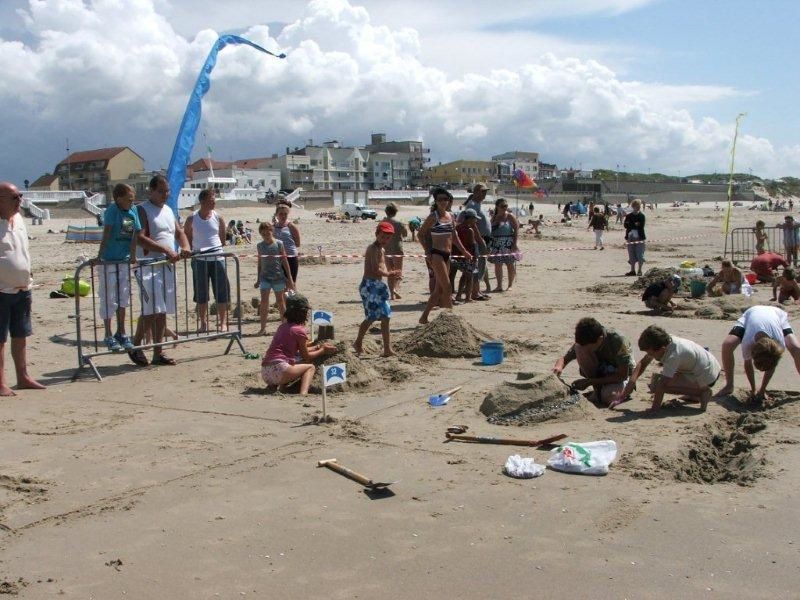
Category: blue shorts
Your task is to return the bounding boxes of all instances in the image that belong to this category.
[0,290,32,343]
[359,278,391,321]
[260,279,287,292]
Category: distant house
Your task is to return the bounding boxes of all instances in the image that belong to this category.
[55,146,145,195]
[28,173,59,191]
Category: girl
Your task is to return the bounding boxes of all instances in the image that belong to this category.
[273,200,301,283]
[255,222,294,335]
[623,199,646,276]
[488,198,519,292]
[418,188,472,324]
[754,220,767,254]
[261,294,335,394]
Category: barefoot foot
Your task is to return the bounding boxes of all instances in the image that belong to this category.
[17,377,45,390]
[713,384,734,398]
[381,350,396,358]
[0,386,16,397]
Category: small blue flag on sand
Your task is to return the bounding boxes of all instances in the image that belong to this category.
[313,310,333,325]
[323,364,347,387]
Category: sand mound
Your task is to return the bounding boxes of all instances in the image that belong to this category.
[395,312,490,358]
[480,372,590,426]
[309,340,380,394]
[632,267,678,290]
[674,414,767,485]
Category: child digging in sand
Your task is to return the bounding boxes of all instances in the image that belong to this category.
[354,221,401,357]
[611,325,721,412]
[261,293,335,394]
[772,267,800,304]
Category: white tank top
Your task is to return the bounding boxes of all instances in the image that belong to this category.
[190,209,223,261]
[136,200,176,260]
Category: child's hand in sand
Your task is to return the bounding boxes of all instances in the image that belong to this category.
[572,378,590,391]
[322,342,337,354]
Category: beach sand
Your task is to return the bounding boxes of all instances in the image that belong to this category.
[1,201,799,599]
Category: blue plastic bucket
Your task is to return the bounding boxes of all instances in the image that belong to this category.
[481,341,504,365]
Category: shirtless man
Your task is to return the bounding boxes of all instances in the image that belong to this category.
[707,260,743,296]
[772,268,800,304]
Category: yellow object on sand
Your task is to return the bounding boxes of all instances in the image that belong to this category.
[680,260,696,269]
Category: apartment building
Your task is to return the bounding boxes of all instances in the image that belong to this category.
[491,151,539,183]
[538,162,559,179]
[263,142,370,190]
[55,146,145,194]
[423,159,496,187]
[367,152,412,190]
[364,134,429,187]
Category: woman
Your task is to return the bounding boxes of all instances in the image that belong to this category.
[418,188,472,324]
[488,198,519,292]
[273,200,301,284]
[623,199,646,276]
[382,202,408,300]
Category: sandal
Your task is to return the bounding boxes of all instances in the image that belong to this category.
[127,349,149,367]
[152,354,177,366]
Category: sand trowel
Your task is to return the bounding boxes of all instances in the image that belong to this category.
[428,386,462,407]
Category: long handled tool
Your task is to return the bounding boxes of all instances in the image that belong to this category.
[444,432,567,447]
[317,458,397,490]
[429,386,462,406]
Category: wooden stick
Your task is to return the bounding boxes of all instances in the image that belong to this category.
[445,433,567,447]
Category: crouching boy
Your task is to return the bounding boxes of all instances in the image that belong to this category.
[612,325,721,412]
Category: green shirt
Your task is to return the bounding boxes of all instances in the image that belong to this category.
[565,329,634,373]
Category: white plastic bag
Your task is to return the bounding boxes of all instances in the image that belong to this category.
[503,455,545,479]
[547,440,618,475]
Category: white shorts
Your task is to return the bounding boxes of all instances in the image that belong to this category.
[594,230,604,246]
[97,263,131,320]
[135,261,177,316]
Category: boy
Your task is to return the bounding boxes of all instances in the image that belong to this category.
[587,206,608,250]
[642,274,681,313]
[354,221,401,357]
[772,267,800,304]
[611,325,720,412]
[552,317,634,406]
[382,203,408,300]
[707,260,743,296]
[778,215,799,266]
[452,208,480,303]
[95,183,141,352]
[714,305,800,404]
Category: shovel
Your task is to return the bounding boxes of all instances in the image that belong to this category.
[445,432,567,447]
[317,458,398,490]
[429,386,462,407]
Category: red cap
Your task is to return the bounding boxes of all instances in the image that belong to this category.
[377,221,395,235]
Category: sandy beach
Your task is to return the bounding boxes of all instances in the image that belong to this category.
[1,200,799,599]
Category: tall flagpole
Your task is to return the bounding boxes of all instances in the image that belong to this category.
[723,113,746,236]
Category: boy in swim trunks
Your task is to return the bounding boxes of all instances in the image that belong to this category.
[707,260,743,296]
[772,267,800,305]
[354,221,401,357]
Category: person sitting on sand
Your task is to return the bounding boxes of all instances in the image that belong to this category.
[261,293,336,395]
[552,317,634,406]
[714,305,800,405]
[772,267,800,304]
[642,275,681,313]
[525,214,545,235]
[707,260,743,296]
[611,325,720,412]
[354,222,401,357]
[750,250,788,283]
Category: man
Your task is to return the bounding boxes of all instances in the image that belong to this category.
[642,274,681,313]
[0,182,45,396]
[714,305,800,404]
[552,317,634,406]
[458,183,491,299]
[184,189,229,333]
[130,175,191,366]
[750,250,788,284]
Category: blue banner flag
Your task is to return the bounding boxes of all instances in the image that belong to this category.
[166,35,286,214]
[323,364,347,387]
[313,310,334,325]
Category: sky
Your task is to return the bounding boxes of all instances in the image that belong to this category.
[1,0,798,187]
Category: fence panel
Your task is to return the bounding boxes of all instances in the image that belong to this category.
[726,226,784,266]
[73,252,246,381]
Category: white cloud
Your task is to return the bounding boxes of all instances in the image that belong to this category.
[0,0,797,185]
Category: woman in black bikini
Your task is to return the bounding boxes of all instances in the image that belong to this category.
[418,188,472,324]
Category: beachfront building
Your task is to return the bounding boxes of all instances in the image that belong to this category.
[538,162,559,179]
[264,142,369,191]
[364,134,429,187]
[189,158,280,193]
[366,152,412,190]
[55,146,145,195]
[423,159,496,187]
[492,151,539,184]
[28,174,59,191]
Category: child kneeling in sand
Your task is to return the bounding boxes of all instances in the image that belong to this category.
[611,325,721,412]
[354,221,401,357]
[707,260,743,296]
[772,267,800,304]
[261,293,335,394]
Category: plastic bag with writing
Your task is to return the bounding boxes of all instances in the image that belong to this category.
[547,440,618,476]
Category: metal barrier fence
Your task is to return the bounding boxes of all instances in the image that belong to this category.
[73,252,246,381]
[725,226,785,266]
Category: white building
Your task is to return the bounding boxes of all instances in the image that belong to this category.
[492,151,540,184]
[367,152,411,190]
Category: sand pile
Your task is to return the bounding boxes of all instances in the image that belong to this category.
[674,414,767,485]
[395,312,490,358]
[480,372,589,426]
[308,340,380,394]
[631,267,678,290]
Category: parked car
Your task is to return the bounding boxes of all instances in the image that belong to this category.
[341,202,377,219]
